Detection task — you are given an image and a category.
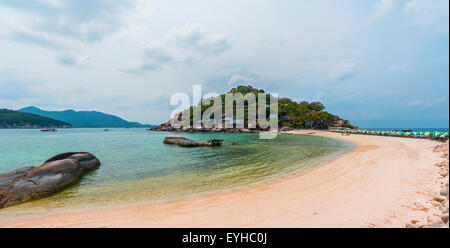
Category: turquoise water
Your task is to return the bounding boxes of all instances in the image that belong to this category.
[0,128,354,211]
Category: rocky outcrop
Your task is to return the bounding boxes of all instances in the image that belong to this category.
[149,120,176,132]
[0,152,100,208]
[163,135,223,147]
[149,123,261,133]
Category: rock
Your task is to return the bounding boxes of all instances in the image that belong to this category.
[440,188,449,197]
[441,214,449,224]
[430,200,442,207]
[432,195,446,203]
[442,202,449,214]
[0,152,100,208]
[427,215,443,224]
[163,135,223,147]
[412,202,428,211]
[405,223,418,228]
[440,171,449,177]
[0,166,35,187]
[163,135,201,147]
[434,161,447,167]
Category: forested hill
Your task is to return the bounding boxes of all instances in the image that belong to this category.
[0,109,72,129]
[182,85,354,129]
[19,106,151,128]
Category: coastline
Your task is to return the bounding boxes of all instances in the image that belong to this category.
[0,130,445,227]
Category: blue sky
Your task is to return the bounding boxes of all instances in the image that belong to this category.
[0,0,448,127]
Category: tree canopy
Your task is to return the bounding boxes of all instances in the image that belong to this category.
[182,85,352,129]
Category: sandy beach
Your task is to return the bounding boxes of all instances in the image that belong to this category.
[0,130,447,228]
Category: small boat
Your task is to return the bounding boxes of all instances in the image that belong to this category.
[104,129,110,131]
[41,128,57,132]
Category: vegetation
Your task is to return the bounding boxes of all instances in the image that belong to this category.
[182,85,353,129]
[278,98,333,129]
[19,106,151,128]
[0,109,71,128]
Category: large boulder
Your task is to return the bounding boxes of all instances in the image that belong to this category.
[163,135,223,147]
[163,135,200,147]
[0,152,100,208]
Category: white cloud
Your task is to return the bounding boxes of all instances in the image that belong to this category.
[117,61,159,75]
[0,1,135,48]
[58,55,94,69]
[36,0,65,8]
[329,62,356,80]
[403,0,449,34]
[227,74,256,86]
[147,23,230,63]
[120,23,231,74]
[407,99,431,107]
[371,0,399,20]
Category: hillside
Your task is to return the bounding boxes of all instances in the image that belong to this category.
[0,109,72,129]
[19,106,151,128]
[152,85,354,131]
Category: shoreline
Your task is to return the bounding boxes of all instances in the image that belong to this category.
[0,130,444,227]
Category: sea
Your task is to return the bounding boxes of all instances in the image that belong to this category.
[0,128,354,214]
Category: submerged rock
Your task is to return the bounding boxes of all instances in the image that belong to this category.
[0,152,100,208]
[163,135,223,147]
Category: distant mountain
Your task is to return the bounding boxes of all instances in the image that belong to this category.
[19,106,152,128]
[0,109,72,129]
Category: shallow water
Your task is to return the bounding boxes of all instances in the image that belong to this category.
[0,128,355,214]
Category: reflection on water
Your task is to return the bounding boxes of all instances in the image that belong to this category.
[0,128,355,215]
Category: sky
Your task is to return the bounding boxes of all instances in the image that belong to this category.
[0,0,448,128]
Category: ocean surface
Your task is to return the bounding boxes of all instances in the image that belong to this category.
[0,128,354,213]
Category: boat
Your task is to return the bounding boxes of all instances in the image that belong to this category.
[41,128,57,132]
[104,129,110,131]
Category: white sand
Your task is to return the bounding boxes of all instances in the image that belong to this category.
[0,130,443,227]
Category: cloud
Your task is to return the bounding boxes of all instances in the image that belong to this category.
[0,1,448,126]
[58,55,93,69]
[0,0,134,48]
[9,30,63,50]
[407,99,431,107]
[146,23,231,64]
[120,23,231,74]
[403,0,449,34]
[0,68,38,100]
[36,0,65,8]
[227,74,256,86]
[371,0,399,20]
[117,61,159,75]
[329,62,356,80]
